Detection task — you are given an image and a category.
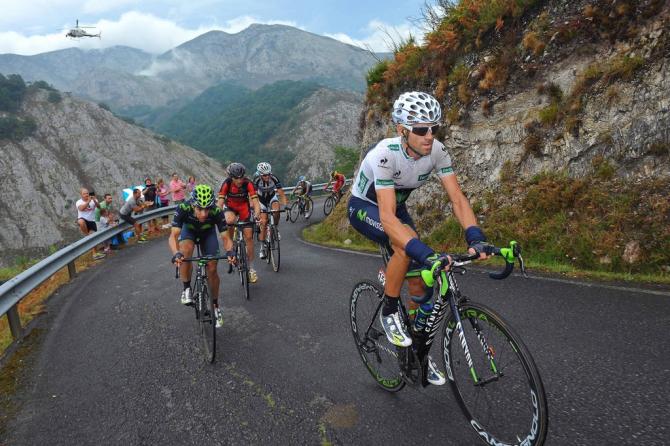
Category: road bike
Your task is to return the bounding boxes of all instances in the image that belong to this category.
[228,220,255,300]
[323,189,343,216]
[349,242,548,445]
[260,209,286,272]
[175,247,227,363]
[288,195,314,222]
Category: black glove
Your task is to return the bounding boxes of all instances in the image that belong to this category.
[171,252,184,264]
[469,241,495,256]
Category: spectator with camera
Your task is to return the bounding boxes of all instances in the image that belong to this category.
[76,188,105,260]
[119,188,150,244]
[170,173,187,204]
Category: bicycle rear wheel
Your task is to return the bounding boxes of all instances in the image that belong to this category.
[349,280,405,392]
[198,284,216,363]
[303,197,313,219]
[270,226,280,272]
[324,196,334,216]
[289,201,300,222]
[442,301,548,446]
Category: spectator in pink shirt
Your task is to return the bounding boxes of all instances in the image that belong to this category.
[187,175,196,195]
[170,173,186,204]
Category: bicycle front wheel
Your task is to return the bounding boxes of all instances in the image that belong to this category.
[289,201,300,222]
[323,196,334,216]
[350,280,405,392]
[199,285,216,363]
[303,197,314,219]
[443,301,548,446]
[270,227,280,272]
[236,240,250,300]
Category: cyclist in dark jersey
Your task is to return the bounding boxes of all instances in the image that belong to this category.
[253,162,288,259]
[217,162,261,283]
[169,184,227,328]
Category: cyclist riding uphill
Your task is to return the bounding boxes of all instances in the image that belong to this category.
[325,170,346,200]
[293,176,313,197]
[253,162,288,260]
[169,184,227,328]
[217,163,262,283]
[347,91,492,386]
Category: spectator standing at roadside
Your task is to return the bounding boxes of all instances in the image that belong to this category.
[76,188,105,260]
[143,177,159,234]
[170,173,187,204]
[100,193,124,249]
[187,175,196,195]
[98,208,112,254]
[119,188,149,243]
[157,178,171,228]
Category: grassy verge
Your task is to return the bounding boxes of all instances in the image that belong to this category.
[304,168,670,285]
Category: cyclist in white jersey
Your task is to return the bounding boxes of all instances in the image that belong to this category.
[348,91,492,386]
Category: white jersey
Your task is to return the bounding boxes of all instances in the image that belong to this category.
[351,137,454,205]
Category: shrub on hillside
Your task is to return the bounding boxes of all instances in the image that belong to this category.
[0,74,27,112]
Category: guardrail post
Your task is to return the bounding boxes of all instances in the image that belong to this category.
[7,304,22,339]
[67,261,76,279]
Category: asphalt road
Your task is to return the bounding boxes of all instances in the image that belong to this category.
[4,199,670,445]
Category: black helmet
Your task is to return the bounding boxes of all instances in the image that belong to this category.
[228,162,246,178]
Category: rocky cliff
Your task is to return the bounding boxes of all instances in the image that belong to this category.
[0,88,227,265]
[361,2,669,197]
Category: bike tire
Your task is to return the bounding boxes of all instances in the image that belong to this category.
[270,226,280,272]
[303,197,314,220]
[289,201,300,223]
[237,239,250,300]
[442,301,548,446]
[349,280,405,392]
[324,196,334,216]
[264,226,271,265]
[199,284,216,363]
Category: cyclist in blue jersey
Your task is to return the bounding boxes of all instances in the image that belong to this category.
[348,91,492,385]
[169,184,227,328]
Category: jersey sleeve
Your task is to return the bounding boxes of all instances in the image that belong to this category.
[171,205,186,228]
[213,209,227,232]
[218,181,229,200]
[433,141,454,177]
[371,147,396,190]
[246,181,258,199]
[272,175,283,189]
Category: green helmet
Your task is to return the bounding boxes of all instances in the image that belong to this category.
[190,184,215,208]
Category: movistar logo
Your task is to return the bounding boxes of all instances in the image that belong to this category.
[357,210,367,221]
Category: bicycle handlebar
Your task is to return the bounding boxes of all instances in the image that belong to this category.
[174,254,230,278]
[433,241,527,281]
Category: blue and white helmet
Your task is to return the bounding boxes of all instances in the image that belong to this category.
[257,162,272,175]
[392,91,442,125]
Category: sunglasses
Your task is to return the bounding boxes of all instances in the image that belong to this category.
[403,124,440,136]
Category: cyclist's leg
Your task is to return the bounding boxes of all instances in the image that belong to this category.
[201,230,220,304]
[270,196,280,226]
[222,209,237,254]
[348,197,414,347]
[178,229,196,304]
[258,202,268,242]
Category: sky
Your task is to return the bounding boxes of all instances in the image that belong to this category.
[0,0,432,55]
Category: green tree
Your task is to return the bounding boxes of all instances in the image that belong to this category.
[333,146,359,177]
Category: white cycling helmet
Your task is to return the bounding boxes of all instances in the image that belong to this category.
[392,91,442,125]
[257,162,272,175]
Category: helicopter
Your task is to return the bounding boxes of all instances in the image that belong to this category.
[65,19,101,39]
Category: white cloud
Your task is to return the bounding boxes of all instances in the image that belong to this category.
[83,0,139,14]
[325,19,424,52]
[0,11,301,56]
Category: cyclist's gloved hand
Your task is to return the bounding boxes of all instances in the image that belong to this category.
[172,252,184,264]
[465,226,493,258]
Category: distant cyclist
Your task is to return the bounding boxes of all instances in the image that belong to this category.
[217,163,261,283]
[347,91,492,386]
[292,176,313,198]
[169,184,226,328]
[253,162,288,260]
[325,170,346,200]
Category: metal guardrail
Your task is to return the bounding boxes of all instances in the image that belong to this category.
[0,178,351,344]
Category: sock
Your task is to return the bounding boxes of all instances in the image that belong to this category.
[183,281,191,290]
[382,295,399,316]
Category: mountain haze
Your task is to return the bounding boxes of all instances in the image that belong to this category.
[0,24,379,112]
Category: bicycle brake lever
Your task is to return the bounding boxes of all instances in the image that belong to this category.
[518,254,529,278]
